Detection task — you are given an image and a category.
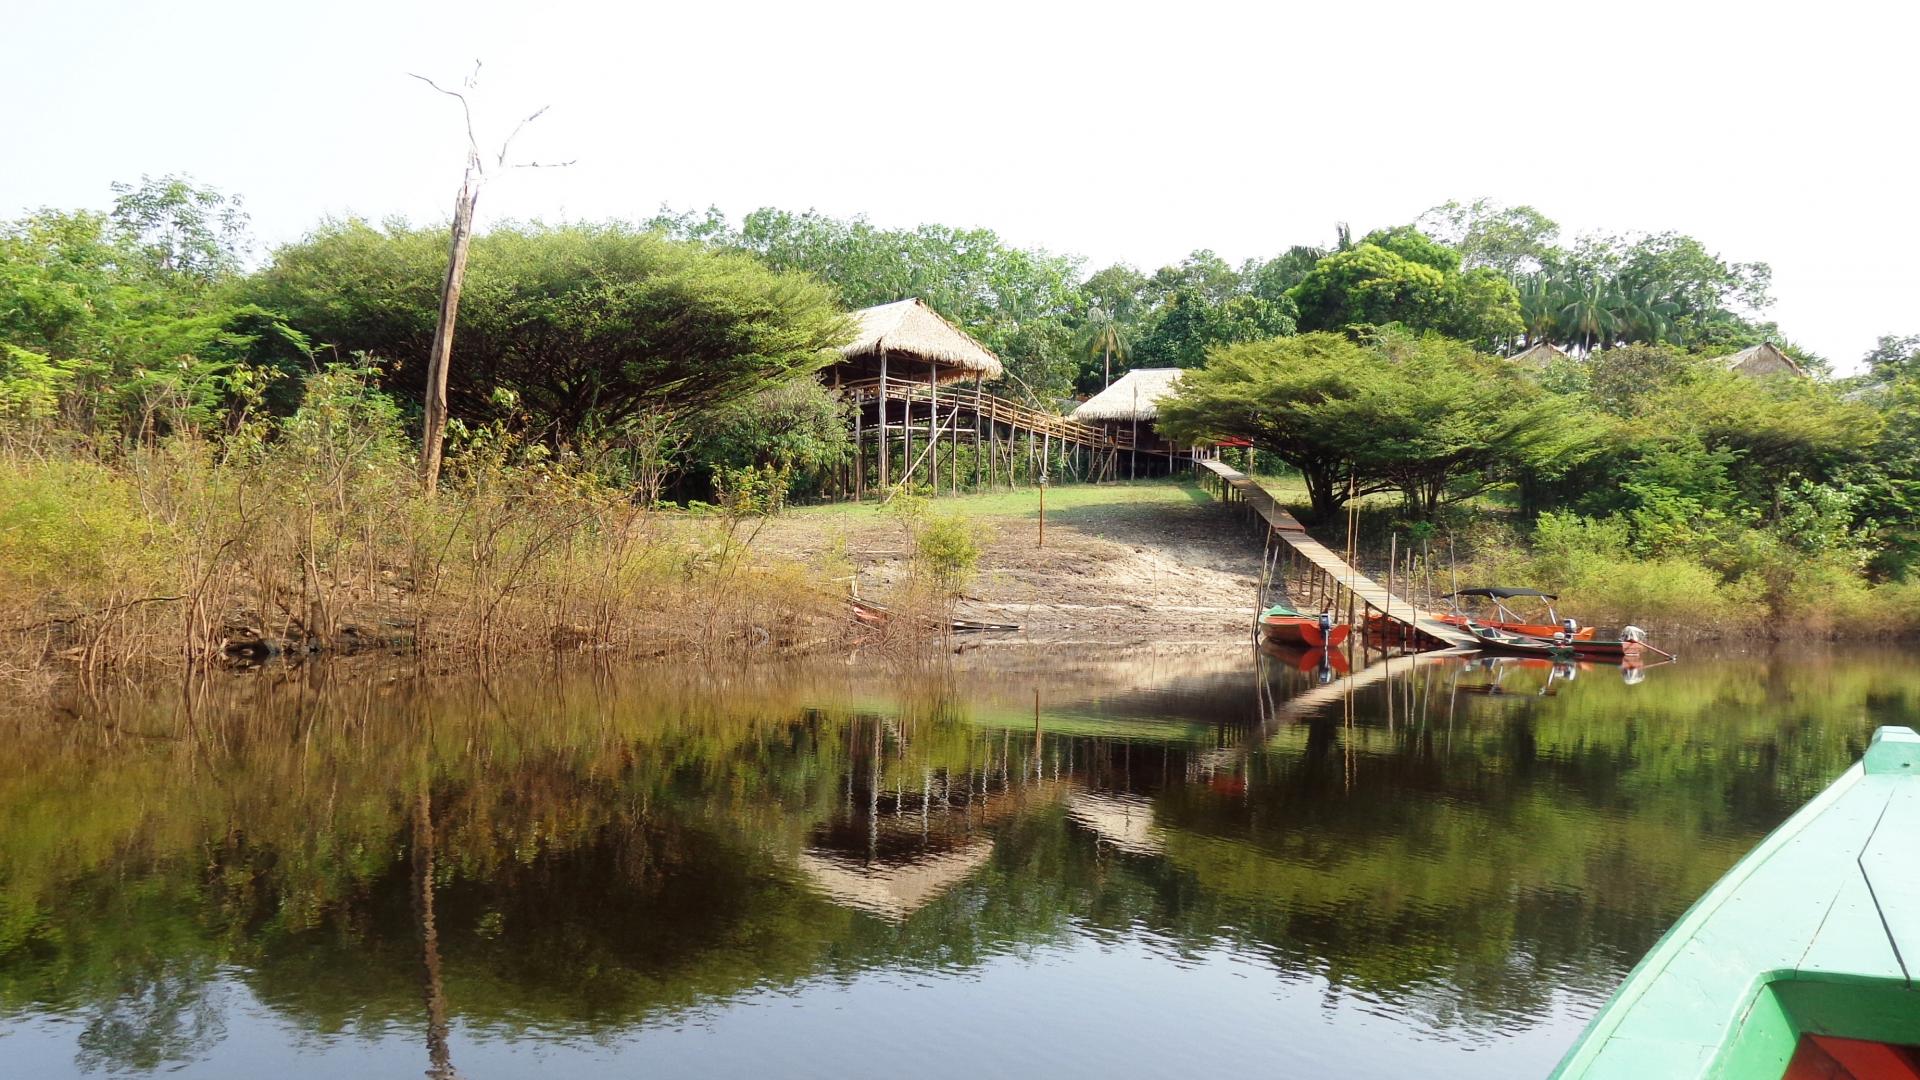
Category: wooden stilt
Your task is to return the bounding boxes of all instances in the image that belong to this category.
[878,350,890,491]
[974,375,984,491]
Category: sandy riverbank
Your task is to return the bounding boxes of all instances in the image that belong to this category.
[762,480,1268,645]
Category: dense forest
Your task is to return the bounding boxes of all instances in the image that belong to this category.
[1,177,1916,669]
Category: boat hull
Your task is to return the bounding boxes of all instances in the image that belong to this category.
[1552,726,1920,1078]
[1261,616,1349,649]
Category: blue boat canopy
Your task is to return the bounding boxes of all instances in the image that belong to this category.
[1445,587,1557,600]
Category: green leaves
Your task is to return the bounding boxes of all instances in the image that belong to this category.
[250,221,852,433]
[1286,237,1522,346]
[1160,330,1571,518]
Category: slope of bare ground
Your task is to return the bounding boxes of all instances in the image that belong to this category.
[761,482,1267,644]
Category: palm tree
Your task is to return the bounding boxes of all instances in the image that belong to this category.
[1614,282,1678,345]
[1082,305,1130,389]
[1557,277,1618,355]
[1514,273,1559,348]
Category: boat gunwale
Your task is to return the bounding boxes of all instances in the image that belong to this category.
[1551,726,1919,1077]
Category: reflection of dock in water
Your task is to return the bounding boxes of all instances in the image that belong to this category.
[1265,649,1472,725]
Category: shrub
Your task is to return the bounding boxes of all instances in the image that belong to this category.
[916,513,984,594]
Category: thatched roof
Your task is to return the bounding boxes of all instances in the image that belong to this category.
[1070,368,1184,423]
[1715,341,1806,377]
[793,842,995,921]
[1505,342,1570,368]
[1066,793,1162,855]
[840,298,1004,379]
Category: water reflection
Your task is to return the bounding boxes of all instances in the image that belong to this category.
[0,646,1912,1078]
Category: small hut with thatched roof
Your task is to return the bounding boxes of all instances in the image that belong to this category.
[1505,342,1570,368]
[824,298,1005,496]
[1071,368,1189,479]
[1714,341,1806,378]
[832,298,1003,385]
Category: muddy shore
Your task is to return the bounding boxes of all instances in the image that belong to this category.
[762,484,1267,645]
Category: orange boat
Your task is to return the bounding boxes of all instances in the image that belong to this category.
[1259,640,1352,675]
[1260,604,1349,648]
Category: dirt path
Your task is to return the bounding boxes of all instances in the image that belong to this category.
[762,483,1266,644]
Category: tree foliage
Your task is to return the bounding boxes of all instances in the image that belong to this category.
[250,221,852,433]
[1157,330,1573,519]
[1286,232,1523,346]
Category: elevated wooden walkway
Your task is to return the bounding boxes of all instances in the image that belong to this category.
[1198,460,1478,648]
[823,375,1208,500]
[842,378,1134,449]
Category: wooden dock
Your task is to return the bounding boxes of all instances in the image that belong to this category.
[1197,460,1478,648]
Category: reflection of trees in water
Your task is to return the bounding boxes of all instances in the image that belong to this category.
[73,963,225,1074]
[0,655,1907,1057]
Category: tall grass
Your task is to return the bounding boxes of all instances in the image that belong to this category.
[0,366,853,687]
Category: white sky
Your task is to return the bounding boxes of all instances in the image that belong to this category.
[7,0,1914,370]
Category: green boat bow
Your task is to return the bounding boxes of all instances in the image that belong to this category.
[1552,725,1920,1078]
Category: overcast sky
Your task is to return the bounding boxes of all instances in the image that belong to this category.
[8,0,1913,370]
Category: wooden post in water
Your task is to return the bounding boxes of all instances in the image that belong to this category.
[929,363,940,495]
[853,386,865,500]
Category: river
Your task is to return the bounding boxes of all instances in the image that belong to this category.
[2,644,1913,1077]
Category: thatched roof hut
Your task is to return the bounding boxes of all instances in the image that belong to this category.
[794,842,996,921]
[1715,341,1806,377]
[1070,368,1185,423]
[1505,342,1570,368]
[835,298,1004,384]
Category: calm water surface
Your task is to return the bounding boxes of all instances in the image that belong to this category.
[2,645,1915,1078]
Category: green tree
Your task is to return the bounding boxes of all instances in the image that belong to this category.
[1864,333,1920,384]
[1288,235,1521,346]
[1157,333,1382,518]
[1130,287,1294,371]
[1159,331,1573,519]
[1417,199,1560,274]
[1080,305,1129,389]
[108,174,251,286]
[249,221,851,435]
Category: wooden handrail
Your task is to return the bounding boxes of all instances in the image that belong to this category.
[838,378,1133,449]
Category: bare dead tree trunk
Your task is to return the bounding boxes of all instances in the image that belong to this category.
[422,159,480,496]
[411,63,568,495]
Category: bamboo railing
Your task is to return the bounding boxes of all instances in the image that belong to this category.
[840,378,1134,450]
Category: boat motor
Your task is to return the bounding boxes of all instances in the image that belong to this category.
[1317,612,1334,638]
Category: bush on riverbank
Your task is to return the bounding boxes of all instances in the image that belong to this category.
[1439,510,1920,638]
[0,363,851,686]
